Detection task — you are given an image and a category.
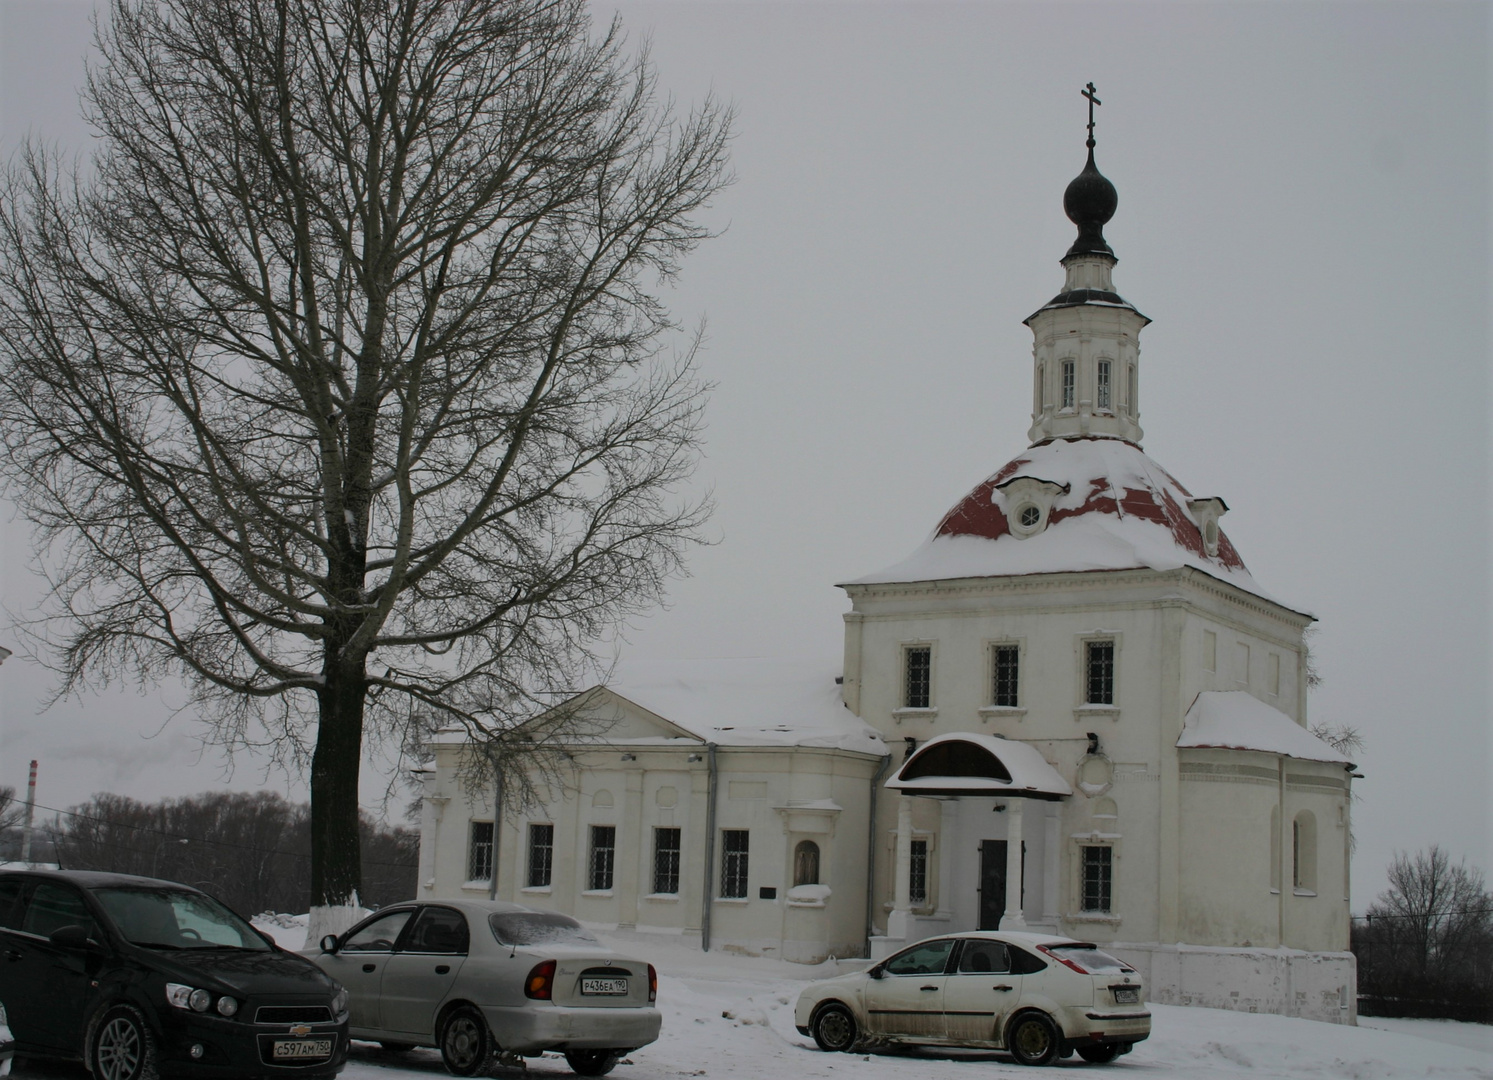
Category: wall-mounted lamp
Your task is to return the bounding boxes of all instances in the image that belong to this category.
[993,803,1007,813]
[620,753,637,762]
[1086,732,1101,756]
[903,736,918,762]
[687,753,703,763]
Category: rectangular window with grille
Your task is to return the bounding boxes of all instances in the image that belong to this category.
[904,645,932,709]
[1128,366,1137,416]
[909,838,928,905]
[720,829,749,898]
[1097,360,1112,409]
[588,825,616,891]
[468,821,494,882]
[1062,360,1076,409]
[992,645,1019,707]
[1081,845,1112,912]
[1086,640,1115,704]
[653,828,681,894]
[527,823,554,888]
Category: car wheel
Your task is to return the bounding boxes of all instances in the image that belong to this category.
[811,1003,859,1053]
[380,1041,417,1052]
[564,1049,623,1076]
[1077,1043,1121,1063]
[90,1005,160,1080]
[1006,1011,1061,1067]
[438,1005,493,1077]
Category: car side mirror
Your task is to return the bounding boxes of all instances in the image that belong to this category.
[868,964,885,980]
[320,934,340,954]
[49,924,97,950]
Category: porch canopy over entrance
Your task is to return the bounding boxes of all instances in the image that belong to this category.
[886,732,1072,799]
[881,733,1070,942]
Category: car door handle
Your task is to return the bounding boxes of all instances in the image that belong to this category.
[921,985,939,991]
[362,963,376,973]
[3,949,20,961]
[993,984,1013,992]
[435,965,450,975]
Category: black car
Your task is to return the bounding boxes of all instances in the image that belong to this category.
[0,869,348,1080]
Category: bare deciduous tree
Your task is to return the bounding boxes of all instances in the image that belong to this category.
[0,0,730,934]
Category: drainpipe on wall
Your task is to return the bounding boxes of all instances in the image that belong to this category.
[701,743,719,953]
[488,753,503,902]
[863,752,892,959]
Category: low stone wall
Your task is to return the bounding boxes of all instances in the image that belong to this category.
[1110,942,1358,1025]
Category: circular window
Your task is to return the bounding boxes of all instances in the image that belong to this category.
[1019,505,1041,528]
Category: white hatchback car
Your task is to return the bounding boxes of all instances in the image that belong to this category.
[795,932,1149,1066]
[308,900,659,1077]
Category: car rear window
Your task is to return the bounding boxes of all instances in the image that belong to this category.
[1047,945,1134,974]
[488,911,599,946]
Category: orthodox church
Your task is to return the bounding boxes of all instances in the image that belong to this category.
[416,106,1358,1024]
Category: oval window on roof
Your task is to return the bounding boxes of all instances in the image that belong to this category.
[901,741,1013,783]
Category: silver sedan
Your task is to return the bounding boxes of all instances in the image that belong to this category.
[307,899,660,1077]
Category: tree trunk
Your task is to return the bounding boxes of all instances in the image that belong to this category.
[308,658,367,941]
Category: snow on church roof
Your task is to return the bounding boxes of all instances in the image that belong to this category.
[607,657,889,756]
[1177,691,1352,765]
[846,437,1284,606]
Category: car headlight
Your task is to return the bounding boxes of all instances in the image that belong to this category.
[331,987,349,1019]
[216,996,239,1017]
[166,983,195,1010]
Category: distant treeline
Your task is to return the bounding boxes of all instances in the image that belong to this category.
[1352,846,1493,1023]
[0,789,417,918]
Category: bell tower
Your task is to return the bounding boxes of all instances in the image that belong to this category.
[1026,83,1148,446]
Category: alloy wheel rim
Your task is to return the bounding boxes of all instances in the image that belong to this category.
[446,1016,481,1067]
[97,1018,141,1080]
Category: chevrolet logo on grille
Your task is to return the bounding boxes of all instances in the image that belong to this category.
[289,1024,312,1037]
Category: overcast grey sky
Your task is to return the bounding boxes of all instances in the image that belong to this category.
[0,0,1487,909]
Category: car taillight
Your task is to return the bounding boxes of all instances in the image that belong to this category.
[1038,945,1090,974]
[525,959,557,1000]
[647,964,657,1003]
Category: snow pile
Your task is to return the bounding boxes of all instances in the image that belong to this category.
[251,911,309,951]
[849,438,1286,607]
[1178,691,1353,764]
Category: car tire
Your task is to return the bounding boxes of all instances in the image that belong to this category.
[438,1005,494,1077]
[1077,1043,1121,1063]
[90,1005,160,1080]
[564,1049,623,1076]
[810,1003,859,1054]
[1006,1011,1061,1067]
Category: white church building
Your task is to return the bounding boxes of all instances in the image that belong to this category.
[416,121,1358,1024]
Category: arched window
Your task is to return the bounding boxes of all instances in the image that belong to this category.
[1061,360,1076,409]
[793,840,820,887]
[1292,811,1317,893]
[1096,360,1112,409]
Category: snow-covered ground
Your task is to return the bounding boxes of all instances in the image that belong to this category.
[14,918,1488,1080]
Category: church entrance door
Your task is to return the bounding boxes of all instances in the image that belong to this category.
[978,840,1025,929]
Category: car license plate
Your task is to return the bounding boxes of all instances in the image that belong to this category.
[580,977,628,995]
[272,1038,332,1059]
[1113,988,1139,1004]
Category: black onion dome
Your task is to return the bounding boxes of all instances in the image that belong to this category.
[1062,147,1118,260]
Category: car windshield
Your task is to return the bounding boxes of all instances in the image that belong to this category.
[92,886,270,951]
[488,911,599,947]
[1048,945,1133,974]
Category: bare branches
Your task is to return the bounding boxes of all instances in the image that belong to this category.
[0,0,730,909]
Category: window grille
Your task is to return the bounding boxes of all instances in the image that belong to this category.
[909,838,928,905]
[904,646,931,709]
[527,823,554,888]
[1097,360,1112,409]
[1086,640,1115,704]
[1062,360,1076,409]
[793,841,820,887]
[720,829,749,898]
[992,645,1019,708]
[588,825,616,891]
[1081,845,1113,912]
[467,821,494,882]
[653,828,681,894]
